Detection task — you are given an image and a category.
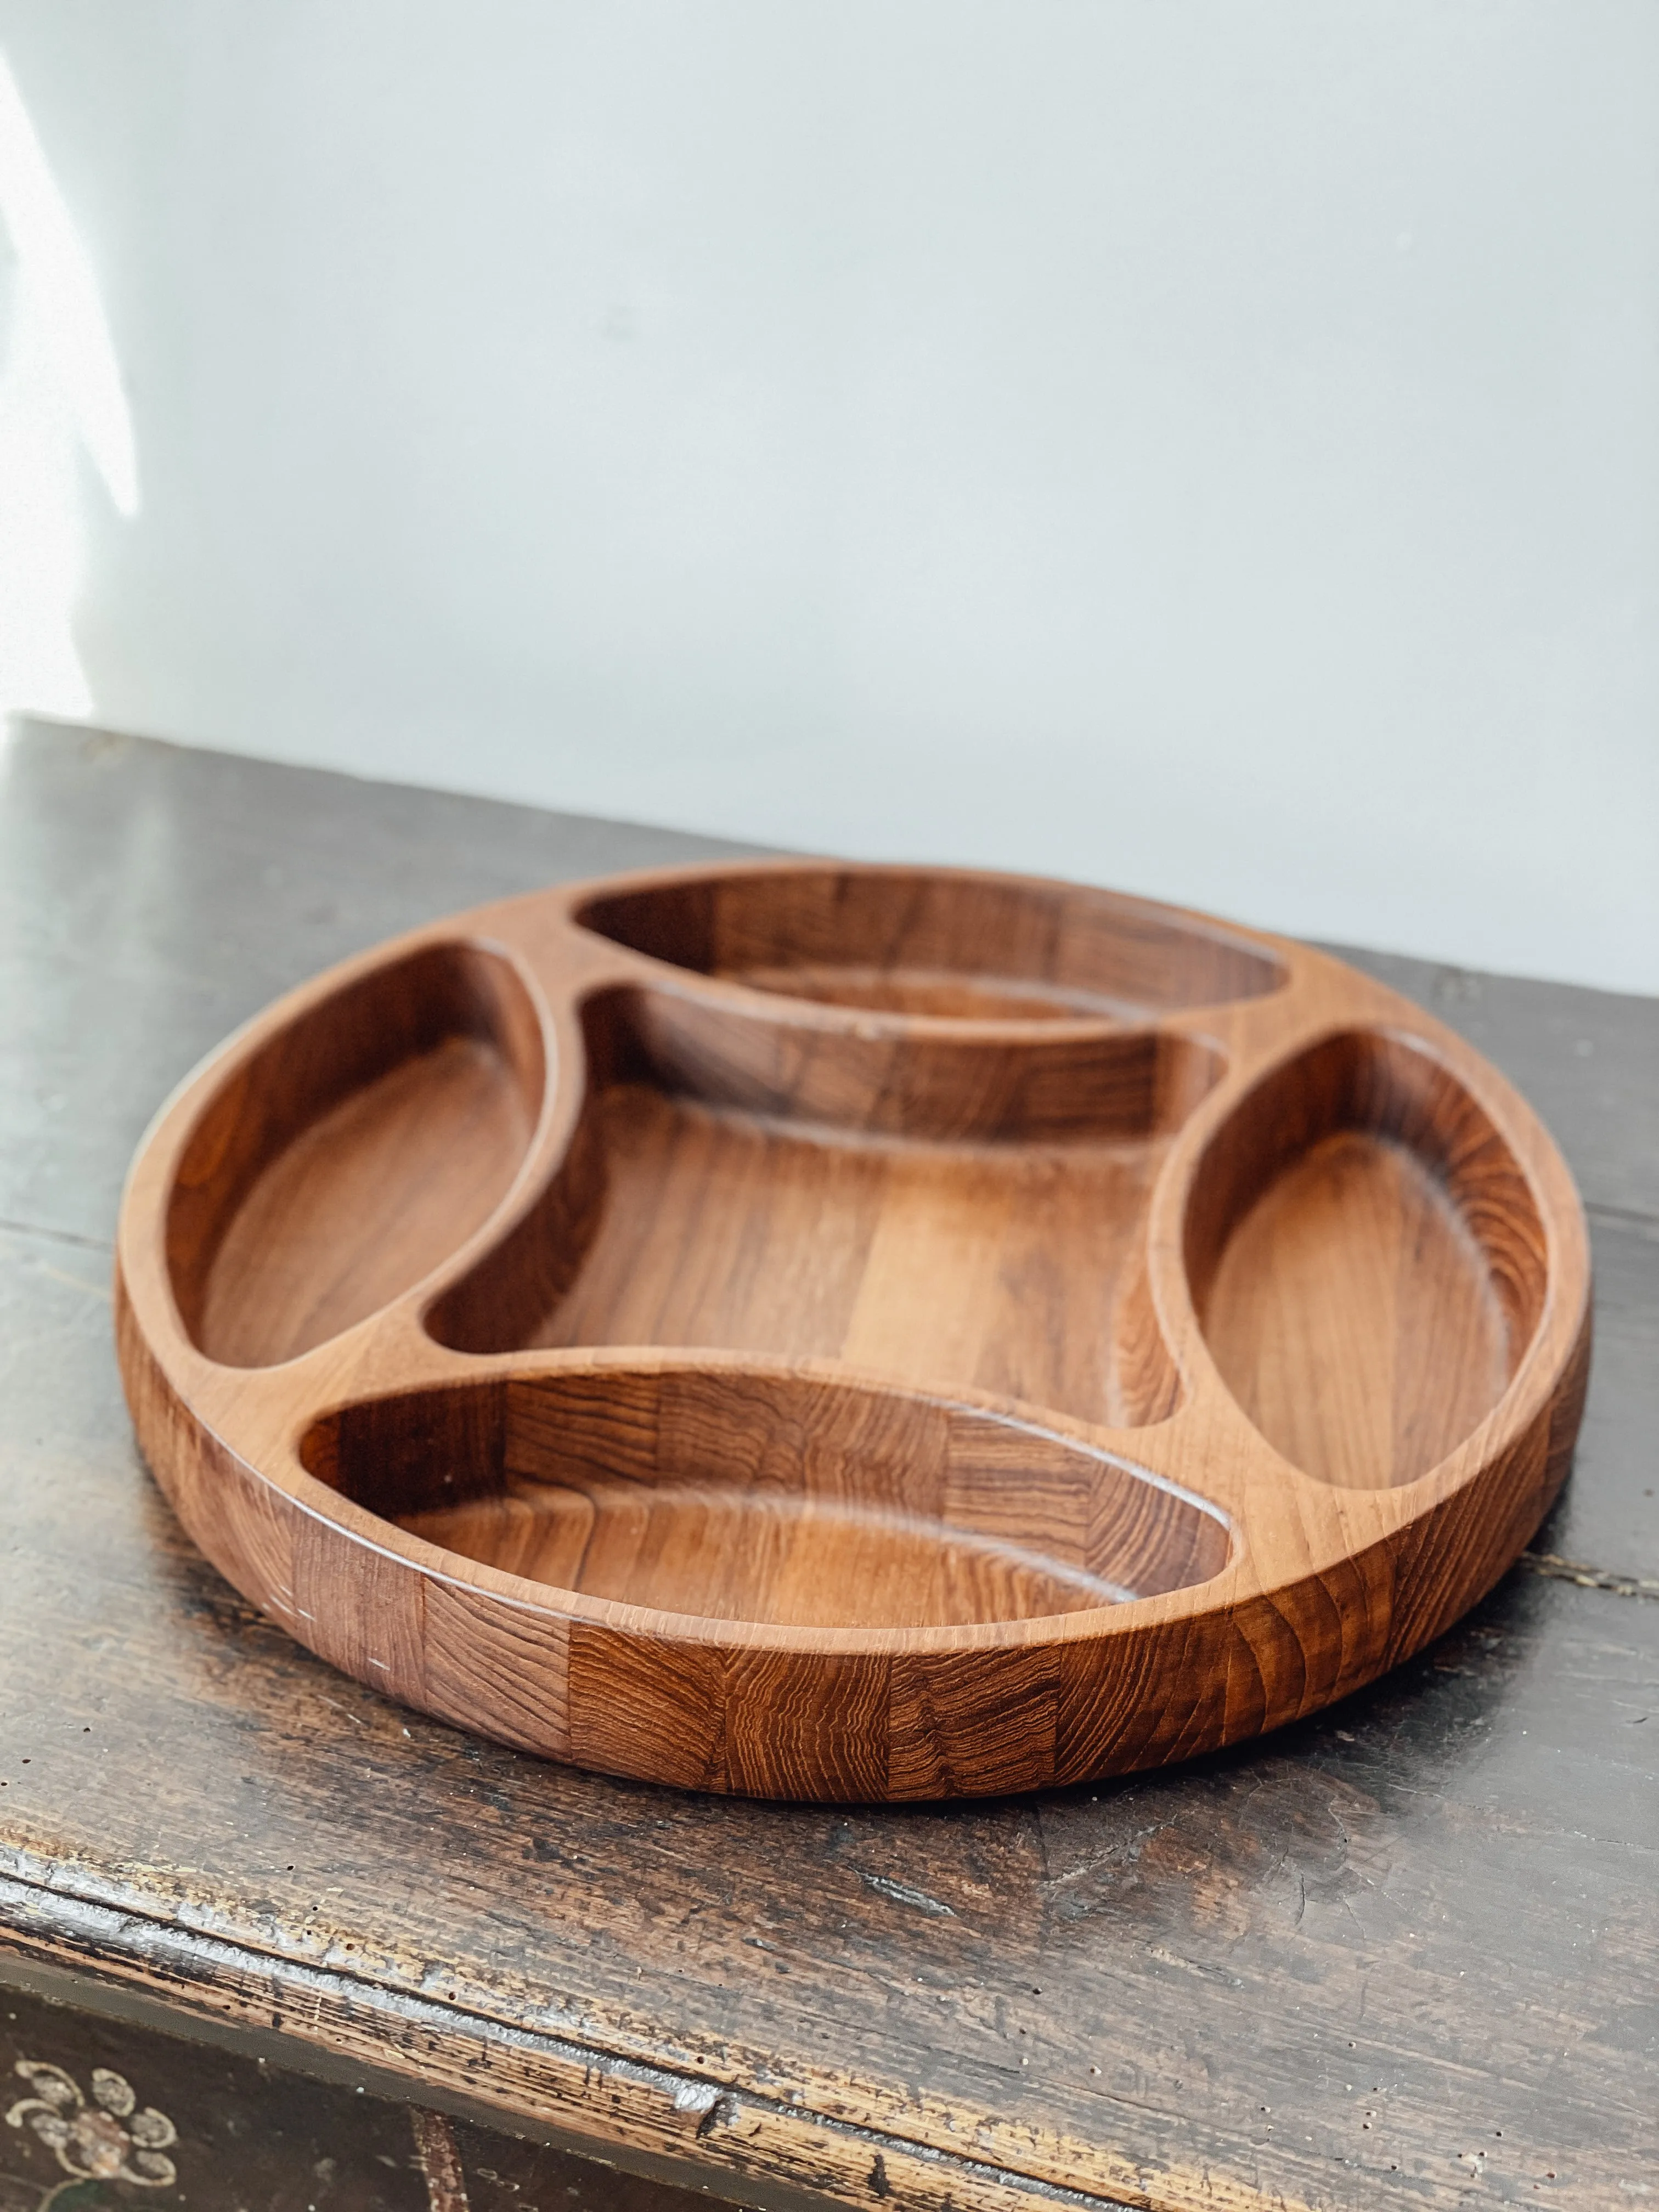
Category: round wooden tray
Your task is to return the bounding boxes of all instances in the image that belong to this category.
[116,862,1590,1801]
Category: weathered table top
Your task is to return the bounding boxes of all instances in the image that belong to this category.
[2,719,1654,2211]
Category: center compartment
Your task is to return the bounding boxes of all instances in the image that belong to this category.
[429,989,1226,1428]
[300,1366,1231,1631]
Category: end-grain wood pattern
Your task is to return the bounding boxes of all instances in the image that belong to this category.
[114,862,1590,1799]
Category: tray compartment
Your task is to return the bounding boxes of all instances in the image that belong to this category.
[168,942,544,1368]
[1184,1030,1548,1489]
[428,989,1214,1427]
[300,1367,1231,1630]
[579,866,1285,1020]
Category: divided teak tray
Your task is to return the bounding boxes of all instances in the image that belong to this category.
[115,862,1591,1801]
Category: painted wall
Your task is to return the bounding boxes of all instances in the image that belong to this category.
[1,2,1655,989]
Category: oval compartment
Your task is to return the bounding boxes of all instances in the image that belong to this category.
[301,1366,1231,1633]
[168,942,544,1367]
[579,866,1284,1021]
[1184,1030,1549,1488]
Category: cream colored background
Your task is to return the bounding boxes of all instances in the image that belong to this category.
[1,2,1655,989]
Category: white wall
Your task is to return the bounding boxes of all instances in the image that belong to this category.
[1,2,1655,990]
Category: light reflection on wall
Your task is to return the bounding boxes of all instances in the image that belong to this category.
[0,50,137,725]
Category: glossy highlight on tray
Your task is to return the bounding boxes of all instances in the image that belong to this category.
[116,862,1591,1801]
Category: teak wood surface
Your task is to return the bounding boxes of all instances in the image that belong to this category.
[3,723,1655,2210]
[116,850,1589,1802]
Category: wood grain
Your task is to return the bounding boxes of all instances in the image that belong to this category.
[114,859,1590,1801]
[2,723,1654,2212]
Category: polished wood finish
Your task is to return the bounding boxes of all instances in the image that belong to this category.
[4,723,1654,2210]
[115,850,1590,1800]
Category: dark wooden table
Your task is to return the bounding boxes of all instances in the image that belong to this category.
[2,719,1654,2212]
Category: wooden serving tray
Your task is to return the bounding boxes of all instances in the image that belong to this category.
[116,862,1591,1801]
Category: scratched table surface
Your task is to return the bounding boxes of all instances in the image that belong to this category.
[1,718,1655,2212]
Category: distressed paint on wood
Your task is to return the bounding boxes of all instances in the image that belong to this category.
[0,723,1654,2211]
